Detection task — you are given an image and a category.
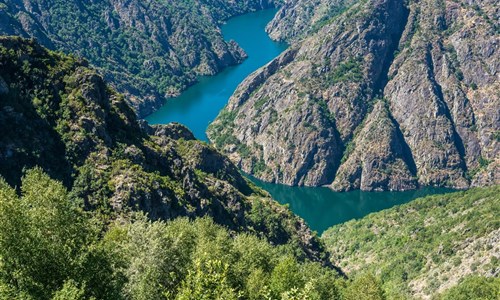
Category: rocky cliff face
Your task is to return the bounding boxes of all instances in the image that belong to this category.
[208,0,499,191]
[0,37,326,262]
[266,0,358,42]
[0,0,280,117]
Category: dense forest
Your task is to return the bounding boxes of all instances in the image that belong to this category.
[0,169,345,299]
[0,0,281,116]
[2,169,498,299]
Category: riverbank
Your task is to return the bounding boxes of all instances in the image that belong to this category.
[146,8,457,234]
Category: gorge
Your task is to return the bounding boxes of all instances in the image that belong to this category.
[209,0,499,194]
[0,0,498,298]
[146,8,456,233]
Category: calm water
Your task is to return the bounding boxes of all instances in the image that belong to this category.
[252,177,453,234]
[147,9,454,234]
[146,9,287,140]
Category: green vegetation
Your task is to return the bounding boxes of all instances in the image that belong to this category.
[251,156,269,176]
[0,37,327,263]
[327,57,364,85]
[341,273,386,300]
[1,170,497,299]
[308,1,359,36]
[323,186,500,299]
[1,0,282,114]
[254,96,270,110]
[0,169,121,299]
[0,169,402,300]
[493,131,500,142]
[435,276,500,300]
[479,156,491,168]
[340,141,356,164]
[207,110,239,148]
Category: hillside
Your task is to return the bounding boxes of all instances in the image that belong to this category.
[0,36,497,300]
[0,169,348,299]
[0,0,281,117]
[0,36,327,262]
[0,35,454,300]
[323,186,500,299]
[208,0,499,191]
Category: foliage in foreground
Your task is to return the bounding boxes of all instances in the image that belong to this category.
[0,169,345,299]
[1,171,497,299]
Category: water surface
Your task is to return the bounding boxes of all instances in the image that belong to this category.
[146,9,287,140]
[147,9,455,234]
[252,177,453,234]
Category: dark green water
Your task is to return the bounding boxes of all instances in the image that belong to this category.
[146,9,287,140]
[146,8,454,234]
[252,177,453,234]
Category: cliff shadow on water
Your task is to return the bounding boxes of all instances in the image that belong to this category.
[251,176,455,234]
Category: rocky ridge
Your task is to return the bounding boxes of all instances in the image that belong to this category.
[208,0,500,191]
[0,0,281,117]
[0,36,327,262]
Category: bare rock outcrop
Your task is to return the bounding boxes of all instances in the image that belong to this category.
[209,0,499,191]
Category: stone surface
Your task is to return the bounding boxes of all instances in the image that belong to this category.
[0,0,281,117]
[0,37,327,262]
[332,101,418,191]
[209,0,499,191]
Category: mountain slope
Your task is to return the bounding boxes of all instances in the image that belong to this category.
[208,0,499,191]
[0,169,346,299]
[322,186,500,299]
[0,36,326,262]
[0,0,280,117]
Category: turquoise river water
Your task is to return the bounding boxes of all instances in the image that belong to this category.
[146,9,452,234]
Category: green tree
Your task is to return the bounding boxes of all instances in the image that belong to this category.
[270,256,304,298]
[342,273,386,300]
[0,169,121,299]
[51,280,86,300]
[436,276,500,300]
[176,258,239,300]
[109,219,190,300]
